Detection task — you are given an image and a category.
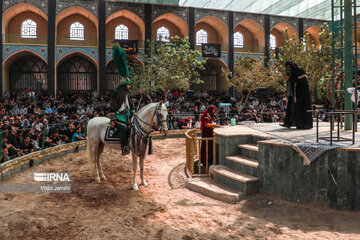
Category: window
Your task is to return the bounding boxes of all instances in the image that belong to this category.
[70,22,84,40]
[157,26,170,42]
[196,29,208,46]
[115,24,129,40]
[234,32,244,48]
[270,34,276,50]
[21,19,37,38]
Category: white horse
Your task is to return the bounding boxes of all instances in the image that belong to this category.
[86,101,168,190]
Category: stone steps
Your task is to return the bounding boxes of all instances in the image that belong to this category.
[238,144,259,160]
[225,155,259,177]
[185,176,242,204]
[210,165,259,194]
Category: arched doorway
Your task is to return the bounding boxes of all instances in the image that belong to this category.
[57,56,97,92]
[192,63,217,92]
[192,59,228,92]
[9,55,48,91]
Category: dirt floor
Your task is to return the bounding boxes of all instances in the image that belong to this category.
[1,138,360,240]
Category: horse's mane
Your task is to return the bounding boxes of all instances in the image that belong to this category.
[137,102,159,115]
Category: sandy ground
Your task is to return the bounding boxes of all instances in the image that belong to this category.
[1,138,360,240]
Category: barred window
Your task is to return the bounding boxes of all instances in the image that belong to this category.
[115,24,129,40]
[270,34,276,50]
[21,19,37,39]
[234,32,244,48]
[70,22,84,40]
[157,26,170,42]
[196,29,208,46]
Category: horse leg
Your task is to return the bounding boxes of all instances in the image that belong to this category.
[92,143,101,183]
[139,155,148,186]
[97,143,106,181]
[132,152,139,190]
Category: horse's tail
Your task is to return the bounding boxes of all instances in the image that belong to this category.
[86,136,94,174]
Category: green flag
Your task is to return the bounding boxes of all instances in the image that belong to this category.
[112,46,130,78]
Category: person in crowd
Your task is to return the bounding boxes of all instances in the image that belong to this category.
[49,130,63,146]
[72,127,86,142]
[177,118,191,129]
[2,135,20,159]
[20,135,34,154]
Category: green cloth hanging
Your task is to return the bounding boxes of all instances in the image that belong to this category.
[112,46,130,78]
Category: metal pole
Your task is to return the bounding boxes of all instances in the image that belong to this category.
[41,124,47,150]
[344,0,353,130]
[0,131,3,162]
[354,0,358,131]
[331,0,336,131]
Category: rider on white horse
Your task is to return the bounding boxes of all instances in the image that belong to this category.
[111,40,135,155]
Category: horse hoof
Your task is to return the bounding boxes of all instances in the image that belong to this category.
[140,181,148,187]
[133,185,139,191]
[95,177,101,183]
[101,175,107,181]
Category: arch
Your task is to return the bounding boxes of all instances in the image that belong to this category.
[271,22,298,47]
[193,58,228,92]
[3,50,48,92]
[2,2,48,34]
[304,25,321,49]
[152,12,188,40]
[195,16,228,45]
[56,6,98,37]
[235,19,265,53]
[3,3,47,44]
[106,9,145,42]
[57,53,98,92]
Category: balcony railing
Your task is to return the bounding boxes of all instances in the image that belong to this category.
[105,39,145,49]
[234,45,265,54]
[3,34,47,45]
[56,36,98,47]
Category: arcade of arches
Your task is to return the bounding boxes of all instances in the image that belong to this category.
[2,2,324,94]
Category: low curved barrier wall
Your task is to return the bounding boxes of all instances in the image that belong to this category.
[0,141,86,182]
[0,129,189,182]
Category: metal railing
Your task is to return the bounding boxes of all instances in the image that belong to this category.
[56,36,98,47]
[3,34,47,45]
[185,129,216,176]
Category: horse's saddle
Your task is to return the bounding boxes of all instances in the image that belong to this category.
[105,120,127,142]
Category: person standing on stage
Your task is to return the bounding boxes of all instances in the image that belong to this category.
[280,61,296,128]
[283,61,313,129]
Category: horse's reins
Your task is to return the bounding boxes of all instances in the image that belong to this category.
[133,103,166,133]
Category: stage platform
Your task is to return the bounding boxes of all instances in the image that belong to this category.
[214,122,360,148]
[210,122,360,210]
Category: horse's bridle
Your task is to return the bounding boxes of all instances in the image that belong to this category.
[134,103,167,133]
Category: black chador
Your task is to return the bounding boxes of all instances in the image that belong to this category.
[285,61,313,129]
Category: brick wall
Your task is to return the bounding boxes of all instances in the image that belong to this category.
[57,14,97,39]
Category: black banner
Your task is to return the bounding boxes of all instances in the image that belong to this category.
[113,40,138,55]
[202,44,221,58]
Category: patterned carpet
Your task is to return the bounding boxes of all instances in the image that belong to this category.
[245,122,359,165]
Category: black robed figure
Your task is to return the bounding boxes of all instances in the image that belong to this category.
[282,61,313,130]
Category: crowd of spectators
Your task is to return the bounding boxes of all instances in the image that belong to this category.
[0,87,324,163]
